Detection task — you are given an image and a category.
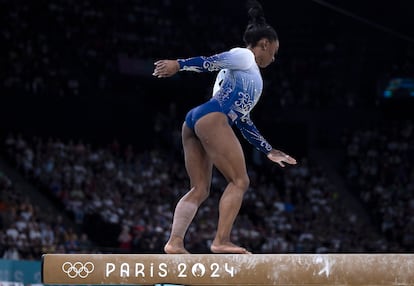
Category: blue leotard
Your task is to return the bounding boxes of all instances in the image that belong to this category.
[178,47,272,154]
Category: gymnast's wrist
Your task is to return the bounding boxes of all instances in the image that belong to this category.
[177,59,184,71]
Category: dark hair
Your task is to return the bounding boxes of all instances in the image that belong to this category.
[243,0,278,47]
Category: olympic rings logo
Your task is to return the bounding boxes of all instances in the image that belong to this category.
[62,262,95,278]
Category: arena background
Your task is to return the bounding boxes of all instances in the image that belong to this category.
[0,1,413,284]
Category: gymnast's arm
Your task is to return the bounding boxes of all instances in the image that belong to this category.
[235,115,298,167]
[234,114,273,155]
[153,48,254,78]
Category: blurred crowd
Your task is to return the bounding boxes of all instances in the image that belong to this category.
[342,120,414,250]
[0,169,94,260]
[2,131,393,259]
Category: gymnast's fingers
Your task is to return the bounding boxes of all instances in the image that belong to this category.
[285,155,297,165]
[277,161,285,167]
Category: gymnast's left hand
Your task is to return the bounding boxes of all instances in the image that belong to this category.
[153,60,180,78]
[267,149,297,167]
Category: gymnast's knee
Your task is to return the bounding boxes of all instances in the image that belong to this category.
[188,186,210,203]
[232,175,250,192]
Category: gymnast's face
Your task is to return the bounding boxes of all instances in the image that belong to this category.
[254,39,279,68]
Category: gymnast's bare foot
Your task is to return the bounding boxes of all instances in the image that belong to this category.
[210,241,251,254]
[164,239,190,254]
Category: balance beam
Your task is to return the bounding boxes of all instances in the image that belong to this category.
[42,253,414,285]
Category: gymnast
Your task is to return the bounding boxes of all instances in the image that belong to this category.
[153,0,297,254]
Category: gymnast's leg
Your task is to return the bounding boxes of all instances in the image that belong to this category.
[164,122,213,254]
[195,112,251,254]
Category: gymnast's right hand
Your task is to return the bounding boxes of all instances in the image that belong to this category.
[267,149,297,167]
[153,60,180,78]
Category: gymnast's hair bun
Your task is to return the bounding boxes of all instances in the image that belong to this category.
[246,0,267,26]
